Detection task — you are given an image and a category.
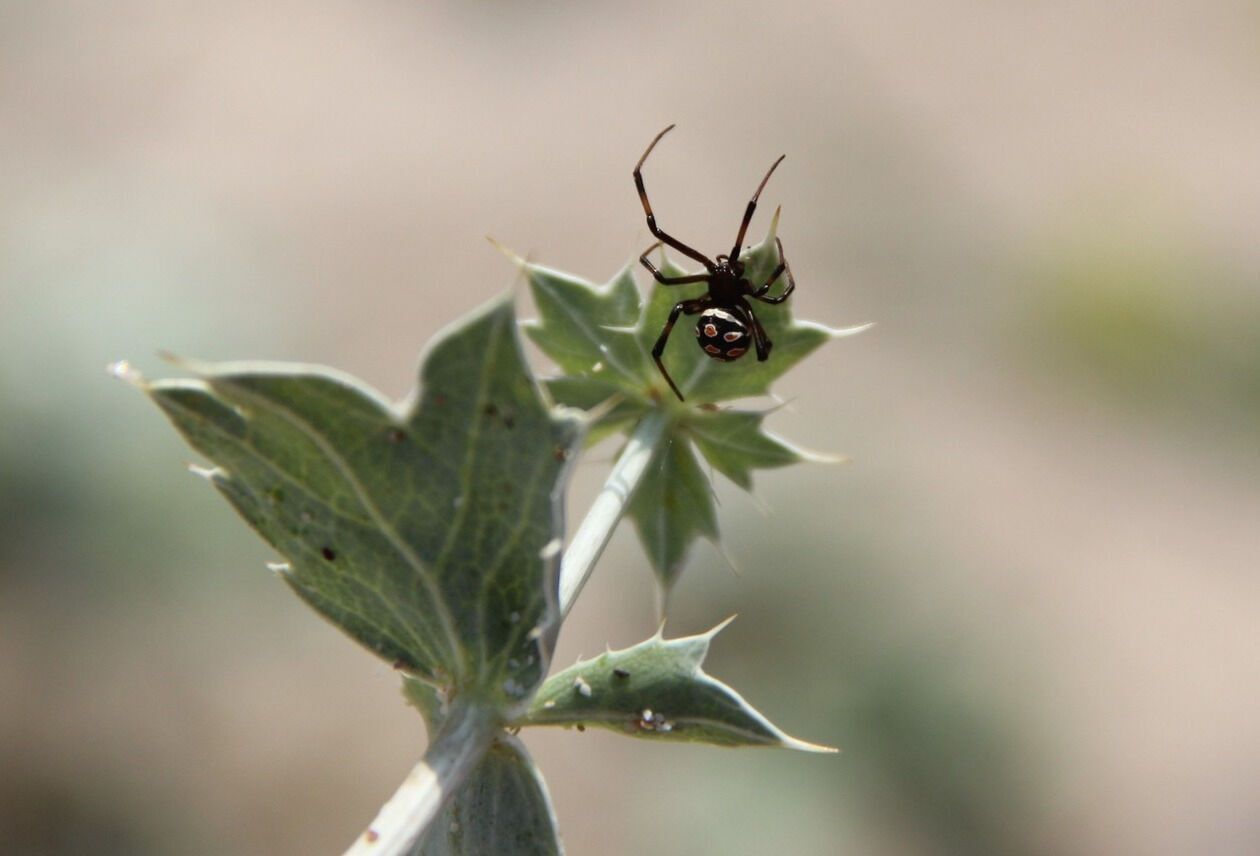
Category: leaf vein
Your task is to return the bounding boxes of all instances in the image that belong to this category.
[211,378,465,676]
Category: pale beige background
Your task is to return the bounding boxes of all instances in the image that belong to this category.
[2,2,1258,854]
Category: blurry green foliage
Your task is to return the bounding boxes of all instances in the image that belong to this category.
[1028,230,1260,417]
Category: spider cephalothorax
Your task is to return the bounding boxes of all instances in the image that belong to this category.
[712,254,746,280]
[633,124,797,401]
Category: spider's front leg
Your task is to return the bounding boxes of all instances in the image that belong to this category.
[639,241,712,286]
[634,125,714,270]
[652,297,709,401]
[730,154,786,258]
[750,237,796,305]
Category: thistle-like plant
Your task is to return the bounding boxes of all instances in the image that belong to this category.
[118,213,865,854]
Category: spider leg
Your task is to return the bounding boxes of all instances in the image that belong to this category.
[730,154,785,259]
[639,241,712,285]
[750,237,796,304]
[652,297,709,401]
[737,299,772,362]
[634,125,715,270]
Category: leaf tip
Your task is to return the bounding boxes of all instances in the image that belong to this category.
[826,321,875,339]
[800,448,850,467]
[781,734,840,754]
[486,235,526,268]
[187,462,227,483]
[706,614,738,638]
[107,359,147,389]
[653,587,672,627]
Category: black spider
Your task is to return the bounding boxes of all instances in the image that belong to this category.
[634,124,796,402]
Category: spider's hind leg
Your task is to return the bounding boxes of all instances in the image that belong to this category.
[750,238,796,305]
[738,299,772,362]
[652,297,709,401]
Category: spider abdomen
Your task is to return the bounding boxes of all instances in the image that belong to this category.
[695,308,751,362]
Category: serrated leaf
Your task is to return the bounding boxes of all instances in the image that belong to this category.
[414,735,562,856]
[523,261,648,384]
[687,408,835,491]
[145,297,582,706]
[522,620,834,752]
[627,435,718,591]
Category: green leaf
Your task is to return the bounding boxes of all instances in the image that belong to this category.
[542,375,644,447]
[523,261,648,384]
[522,619,834,752]
[143,297,583,707]
[687,408,840,491]
[414,735,563,856]
[626,435,718,592]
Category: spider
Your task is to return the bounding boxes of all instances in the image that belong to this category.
[634,124,796,402]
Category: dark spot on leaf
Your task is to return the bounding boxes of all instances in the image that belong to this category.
[321,546,337,561]
[553,446,571,462]
[503,413,516,428]
[386,428,407,444]
[267,487,285,505]
[613,668,630,680]
[483,403,498,417]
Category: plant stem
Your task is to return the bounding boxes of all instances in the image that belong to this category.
[558,410,668,618]
[342,701,499,856]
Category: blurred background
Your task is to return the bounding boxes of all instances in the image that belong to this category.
[2,1,1258,853]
